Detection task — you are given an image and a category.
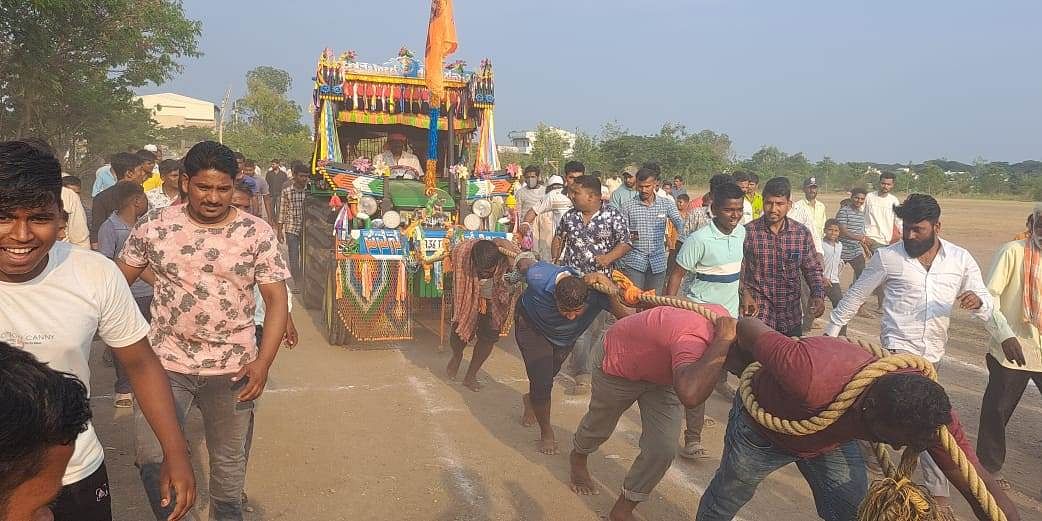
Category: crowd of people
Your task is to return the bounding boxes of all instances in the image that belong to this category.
[0,138,1036,521]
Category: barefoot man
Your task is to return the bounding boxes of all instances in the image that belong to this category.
[569,307,737,521]
[447,238,521,391]
[513,256,629,454]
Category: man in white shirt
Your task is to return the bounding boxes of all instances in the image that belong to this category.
[791,177,827,331]
[824,194,992,514]
[523,162,586,260]
[375,132,423,173]
[0,141,195,521]
[514,165,546,219]
[863,172,902,309]
[60,185,90,248]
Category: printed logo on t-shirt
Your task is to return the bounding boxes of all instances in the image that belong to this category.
[0,330,55,347]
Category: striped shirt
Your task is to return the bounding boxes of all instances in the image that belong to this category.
[835,205,867,261]
[677,221,746,316]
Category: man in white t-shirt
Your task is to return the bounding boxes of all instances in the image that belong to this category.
[862,171,902,308]
[0,141,195,521]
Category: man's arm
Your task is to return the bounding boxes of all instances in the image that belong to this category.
[800,229,826,317]
[582,271,634,319]
[666,201,684,235]
[958,250,994,321]
[982,244,1027,365]
[674,317,737,407]
[823,251,886,335]
[551,235,564,263]
[111,339,196,520]
[666,238,703,296]
[234,280,289,401]
[263,194,275,225]
[934,414,1021,521]
[117,259,147,287]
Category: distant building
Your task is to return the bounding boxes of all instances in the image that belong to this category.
[508,127,577,158]
[135,93,217,129]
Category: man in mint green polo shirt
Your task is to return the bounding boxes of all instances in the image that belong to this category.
[665,180,747,459]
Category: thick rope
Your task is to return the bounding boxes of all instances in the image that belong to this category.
[492,245,1005,520]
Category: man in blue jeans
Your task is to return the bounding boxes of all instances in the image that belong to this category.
[696,318,1020,521]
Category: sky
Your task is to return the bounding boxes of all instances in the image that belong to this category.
[143,0,1042,164]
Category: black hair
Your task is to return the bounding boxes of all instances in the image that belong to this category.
[233,151,245,162]
[641,161,661,174]
[564,161,585,175]
[880,171,897,182]
[850,186,868,197]
[673,175,683,182]
[61,176,82,188]
[708,173,735,193]
[233,181,255,197]
[824,218,840,229]
[572,175,601,195]
[635,167,659,183]
[676,193,690,203]
[554,276,589,310]
[894,193,940,224]
[864,372,951,447]
[291,161,309,175]
[0,141,63,214]
[523,165,540,175]
[111,152,144,180]
[184,141,238,180]
[762,177,791,199]
[713,182,745,204]
[0,342,91,513]
[18,137,55,157]
[748,173,759,183]
[244,158,256,168]
[732,171,751,183]
[111,181,145,210]
[136,149,157,163]
[158,159,181,175]
[470,239,502,273]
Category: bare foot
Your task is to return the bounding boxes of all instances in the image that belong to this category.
[520,394,537,427]
[536,437,559,455]
[462,377,483,392]
[608,508,638,521]
[446,353,463,380]
[569,451,599,495]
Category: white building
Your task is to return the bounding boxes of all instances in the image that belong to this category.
[508,126,577,158]
[135,93,217,129]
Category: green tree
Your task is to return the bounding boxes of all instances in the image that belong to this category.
[529,123,568,174]
[0,0,201,166]
[570,131,603,172]
[223,66,312,162]
[917,164,947,195]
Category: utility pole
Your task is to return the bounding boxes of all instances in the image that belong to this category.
[218,85,232,143]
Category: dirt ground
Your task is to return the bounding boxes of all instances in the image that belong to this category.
[91,195,1042,520]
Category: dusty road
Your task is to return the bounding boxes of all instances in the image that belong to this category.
[90,196,1042,520]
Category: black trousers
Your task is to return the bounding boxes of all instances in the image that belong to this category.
[52,463,111,521]
[977,354,1042,473]
[514,307,572,404]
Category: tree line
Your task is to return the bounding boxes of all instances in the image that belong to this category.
[0,1,310,172]
[507,122,1042,200]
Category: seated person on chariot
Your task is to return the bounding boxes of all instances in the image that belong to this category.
[374,132,422,174]
[695,317,1019,521]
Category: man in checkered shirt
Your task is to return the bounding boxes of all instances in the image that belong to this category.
[618,167,684,293]
[740,177,825,337]
[277,161,310,292]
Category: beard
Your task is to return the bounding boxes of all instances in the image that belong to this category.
[904,231,937,258]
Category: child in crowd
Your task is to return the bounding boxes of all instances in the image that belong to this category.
[97,182,153,408]
[822,218,846,335]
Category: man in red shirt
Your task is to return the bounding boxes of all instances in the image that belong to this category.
[569,306,736,521]
[695,319,1020,521]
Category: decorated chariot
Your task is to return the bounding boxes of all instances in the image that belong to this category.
[300,46,518,345]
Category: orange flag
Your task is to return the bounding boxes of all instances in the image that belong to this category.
[424,0,458,106]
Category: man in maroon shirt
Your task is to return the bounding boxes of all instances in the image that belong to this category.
[696,319,1020,521]
[569,306,736,521]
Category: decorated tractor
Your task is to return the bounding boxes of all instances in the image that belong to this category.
[300,47,517,345]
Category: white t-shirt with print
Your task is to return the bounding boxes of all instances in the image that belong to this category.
[0,242,150,485]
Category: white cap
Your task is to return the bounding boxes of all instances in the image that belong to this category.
[143,144,159,152]
[547,175,564,186]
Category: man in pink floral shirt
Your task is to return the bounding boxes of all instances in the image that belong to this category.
[118,141,290,521]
